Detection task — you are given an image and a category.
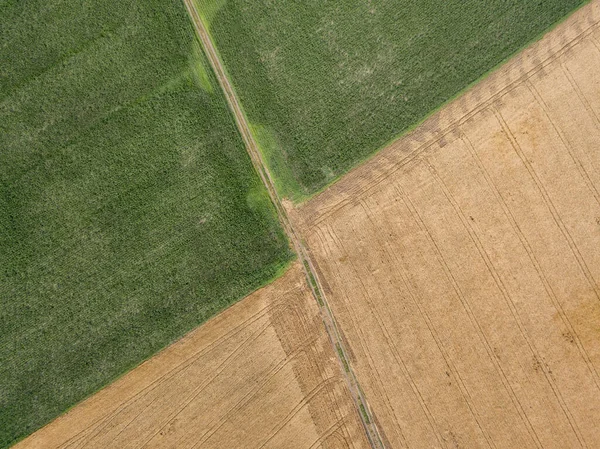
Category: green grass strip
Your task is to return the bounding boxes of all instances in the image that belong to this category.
[336,343,350,373]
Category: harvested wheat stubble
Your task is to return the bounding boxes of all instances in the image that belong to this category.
[293,2,600,448]
[15,263,370,449]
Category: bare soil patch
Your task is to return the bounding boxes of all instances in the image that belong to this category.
[15,263,370,449]
[294,2,600,448]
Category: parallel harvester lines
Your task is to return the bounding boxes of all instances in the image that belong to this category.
[526,78,600,207]
[558,62,600,186]
[492,106,589,447]
[304,18,600,228]
[65,403,153,449]
[368,192,488,421]
[394,170,543,448]
[425,153,599,441]
[523,79,600,386]
[341,202,447,447]
[428,149,595,377]
[93,396,164,449]
[131,318,276,449]
[321,208,442,448]
[393,181,546,448]
[251,377,339,449]
[306,415,350,449]
[64,313,272,448]
[184,309,313,440]
[86,304,281,449]
[185,335,321,449]
[376,187,524,447]
[360,196,496,449]
[59,300,280,449]
[493,105,600,302]
[321,219,422,447]
[460,131,600,395]
[317,222,410,448]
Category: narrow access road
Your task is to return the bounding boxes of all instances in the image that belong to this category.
[182,1,385,448]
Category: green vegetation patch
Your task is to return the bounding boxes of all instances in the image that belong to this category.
[200,0,587,198]
[336,343,350,373]
[359,400,371,425]
[250,123,306,203]
[0,1,292,447]
[303,259,324,306]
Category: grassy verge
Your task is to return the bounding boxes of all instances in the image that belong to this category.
[359,400,372,425]
[0,1,292,446]
[303,260,324,306]
[336,343,350,373]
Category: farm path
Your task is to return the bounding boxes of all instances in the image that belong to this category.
[182,0,385,447]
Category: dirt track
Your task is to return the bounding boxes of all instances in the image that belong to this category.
[293,2,600,448]
[15,263,370,449]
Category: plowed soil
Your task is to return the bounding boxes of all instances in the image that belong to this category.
[15,263,370,449]
[294,2,600,448]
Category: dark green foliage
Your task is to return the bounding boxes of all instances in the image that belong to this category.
[0,1,292,446]
[303,259,323,306]
[336,343,350,373]
[199,0,587,197]
[359,401,371,425]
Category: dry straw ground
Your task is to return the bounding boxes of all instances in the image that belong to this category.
[293,2,600,447]
[15,263,370,449]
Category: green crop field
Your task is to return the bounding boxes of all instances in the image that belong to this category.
[197,0,587,200]
[0,1,292,446]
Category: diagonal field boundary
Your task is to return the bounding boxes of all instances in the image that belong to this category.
[181,1,386,448]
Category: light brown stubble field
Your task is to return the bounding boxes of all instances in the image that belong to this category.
[293,2,600,448]
[15,263,370,449]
